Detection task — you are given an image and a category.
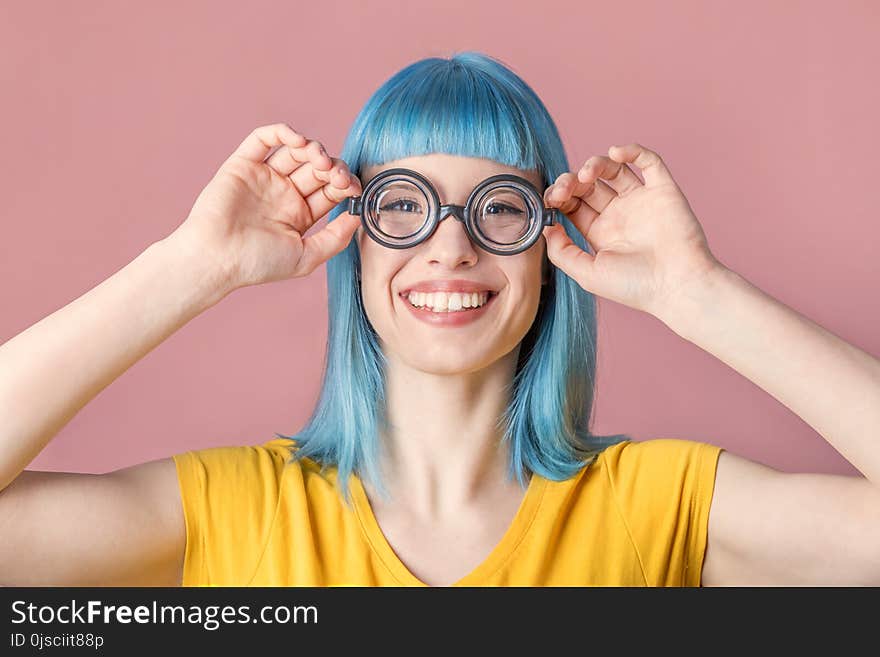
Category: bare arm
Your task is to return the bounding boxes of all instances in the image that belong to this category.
[657,265,880,585]
[0,123,362,586]
[0,460,185,586]
[0,237,228,492]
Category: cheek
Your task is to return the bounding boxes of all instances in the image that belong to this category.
[507,251,545,295]
[358,243,408,317]
[503,257,546,326]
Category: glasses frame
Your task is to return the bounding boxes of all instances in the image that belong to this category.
[347,167,559,256]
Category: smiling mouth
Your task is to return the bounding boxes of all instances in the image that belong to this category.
[399,290,499,313]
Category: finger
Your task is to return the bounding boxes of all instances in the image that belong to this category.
[304,169,363,222]
[544,172,601,240]
[577,155,643,196]
[547,171,614,214]
[545,172,591,216]
[312,159,357,192]
[263,137,325,177]
[607,143,678,188]
[288,143,340,196]
[296,212,362,277]
[549,170,618,216]
[231,123,308,163]
[541,223,598,294]
[293,156,353,201]
[545,171,621,246]
[269,139,333,181]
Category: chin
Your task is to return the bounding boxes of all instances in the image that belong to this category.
[396,346,500,376]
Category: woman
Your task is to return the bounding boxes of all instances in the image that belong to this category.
[1,52,878,587]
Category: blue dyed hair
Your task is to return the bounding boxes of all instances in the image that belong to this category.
[276,51,630,505]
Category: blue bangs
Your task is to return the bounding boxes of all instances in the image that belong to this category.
[346,53,562,184]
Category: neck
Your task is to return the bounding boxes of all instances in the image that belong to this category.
[369,344,522,519]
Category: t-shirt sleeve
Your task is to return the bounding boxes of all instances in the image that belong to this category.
[603,438,724,587]
[171,439,292,586]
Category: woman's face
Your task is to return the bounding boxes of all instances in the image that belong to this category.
[354,153,549,375]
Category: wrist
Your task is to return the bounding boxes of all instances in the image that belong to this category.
[154,230,236,310]
[653,260,739,341]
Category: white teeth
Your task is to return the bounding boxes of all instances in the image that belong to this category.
[406,290,490,312]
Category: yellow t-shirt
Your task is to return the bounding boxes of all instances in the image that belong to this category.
[172,437,723,587]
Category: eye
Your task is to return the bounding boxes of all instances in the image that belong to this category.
[380,198,423,213]
[484,203,524,215]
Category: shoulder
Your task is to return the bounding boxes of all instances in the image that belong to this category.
[171,437,339,508]
[596,437,723,484]
[171,437,307,483]
[172,436,298,463]
[591,437,725,528]
[173,438,318,501]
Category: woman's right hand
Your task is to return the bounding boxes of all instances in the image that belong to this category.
[167,123,363,292]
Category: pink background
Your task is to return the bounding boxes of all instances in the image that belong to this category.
[1,1,877,477]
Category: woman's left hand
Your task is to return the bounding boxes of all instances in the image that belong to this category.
[542,143,724,319]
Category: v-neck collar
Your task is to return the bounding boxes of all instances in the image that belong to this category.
[350,470,548,587]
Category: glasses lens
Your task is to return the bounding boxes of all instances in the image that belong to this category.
[367,181,430,238]
[473,189,531,245]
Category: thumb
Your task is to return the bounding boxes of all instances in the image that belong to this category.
[298,212,361,276]
[542,224,598,294]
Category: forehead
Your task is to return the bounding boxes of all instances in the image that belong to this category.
[359,153,544,196]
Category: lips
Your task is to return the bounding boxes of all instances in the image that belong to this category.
[400,287,498,327]
[398,290,499,301]
[398,279,499,296]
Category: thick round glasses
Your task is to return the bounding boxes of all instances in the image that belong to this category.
[347,168,560,256]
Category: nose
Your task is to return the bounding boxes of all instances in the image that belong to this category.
[422,204,479,266]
